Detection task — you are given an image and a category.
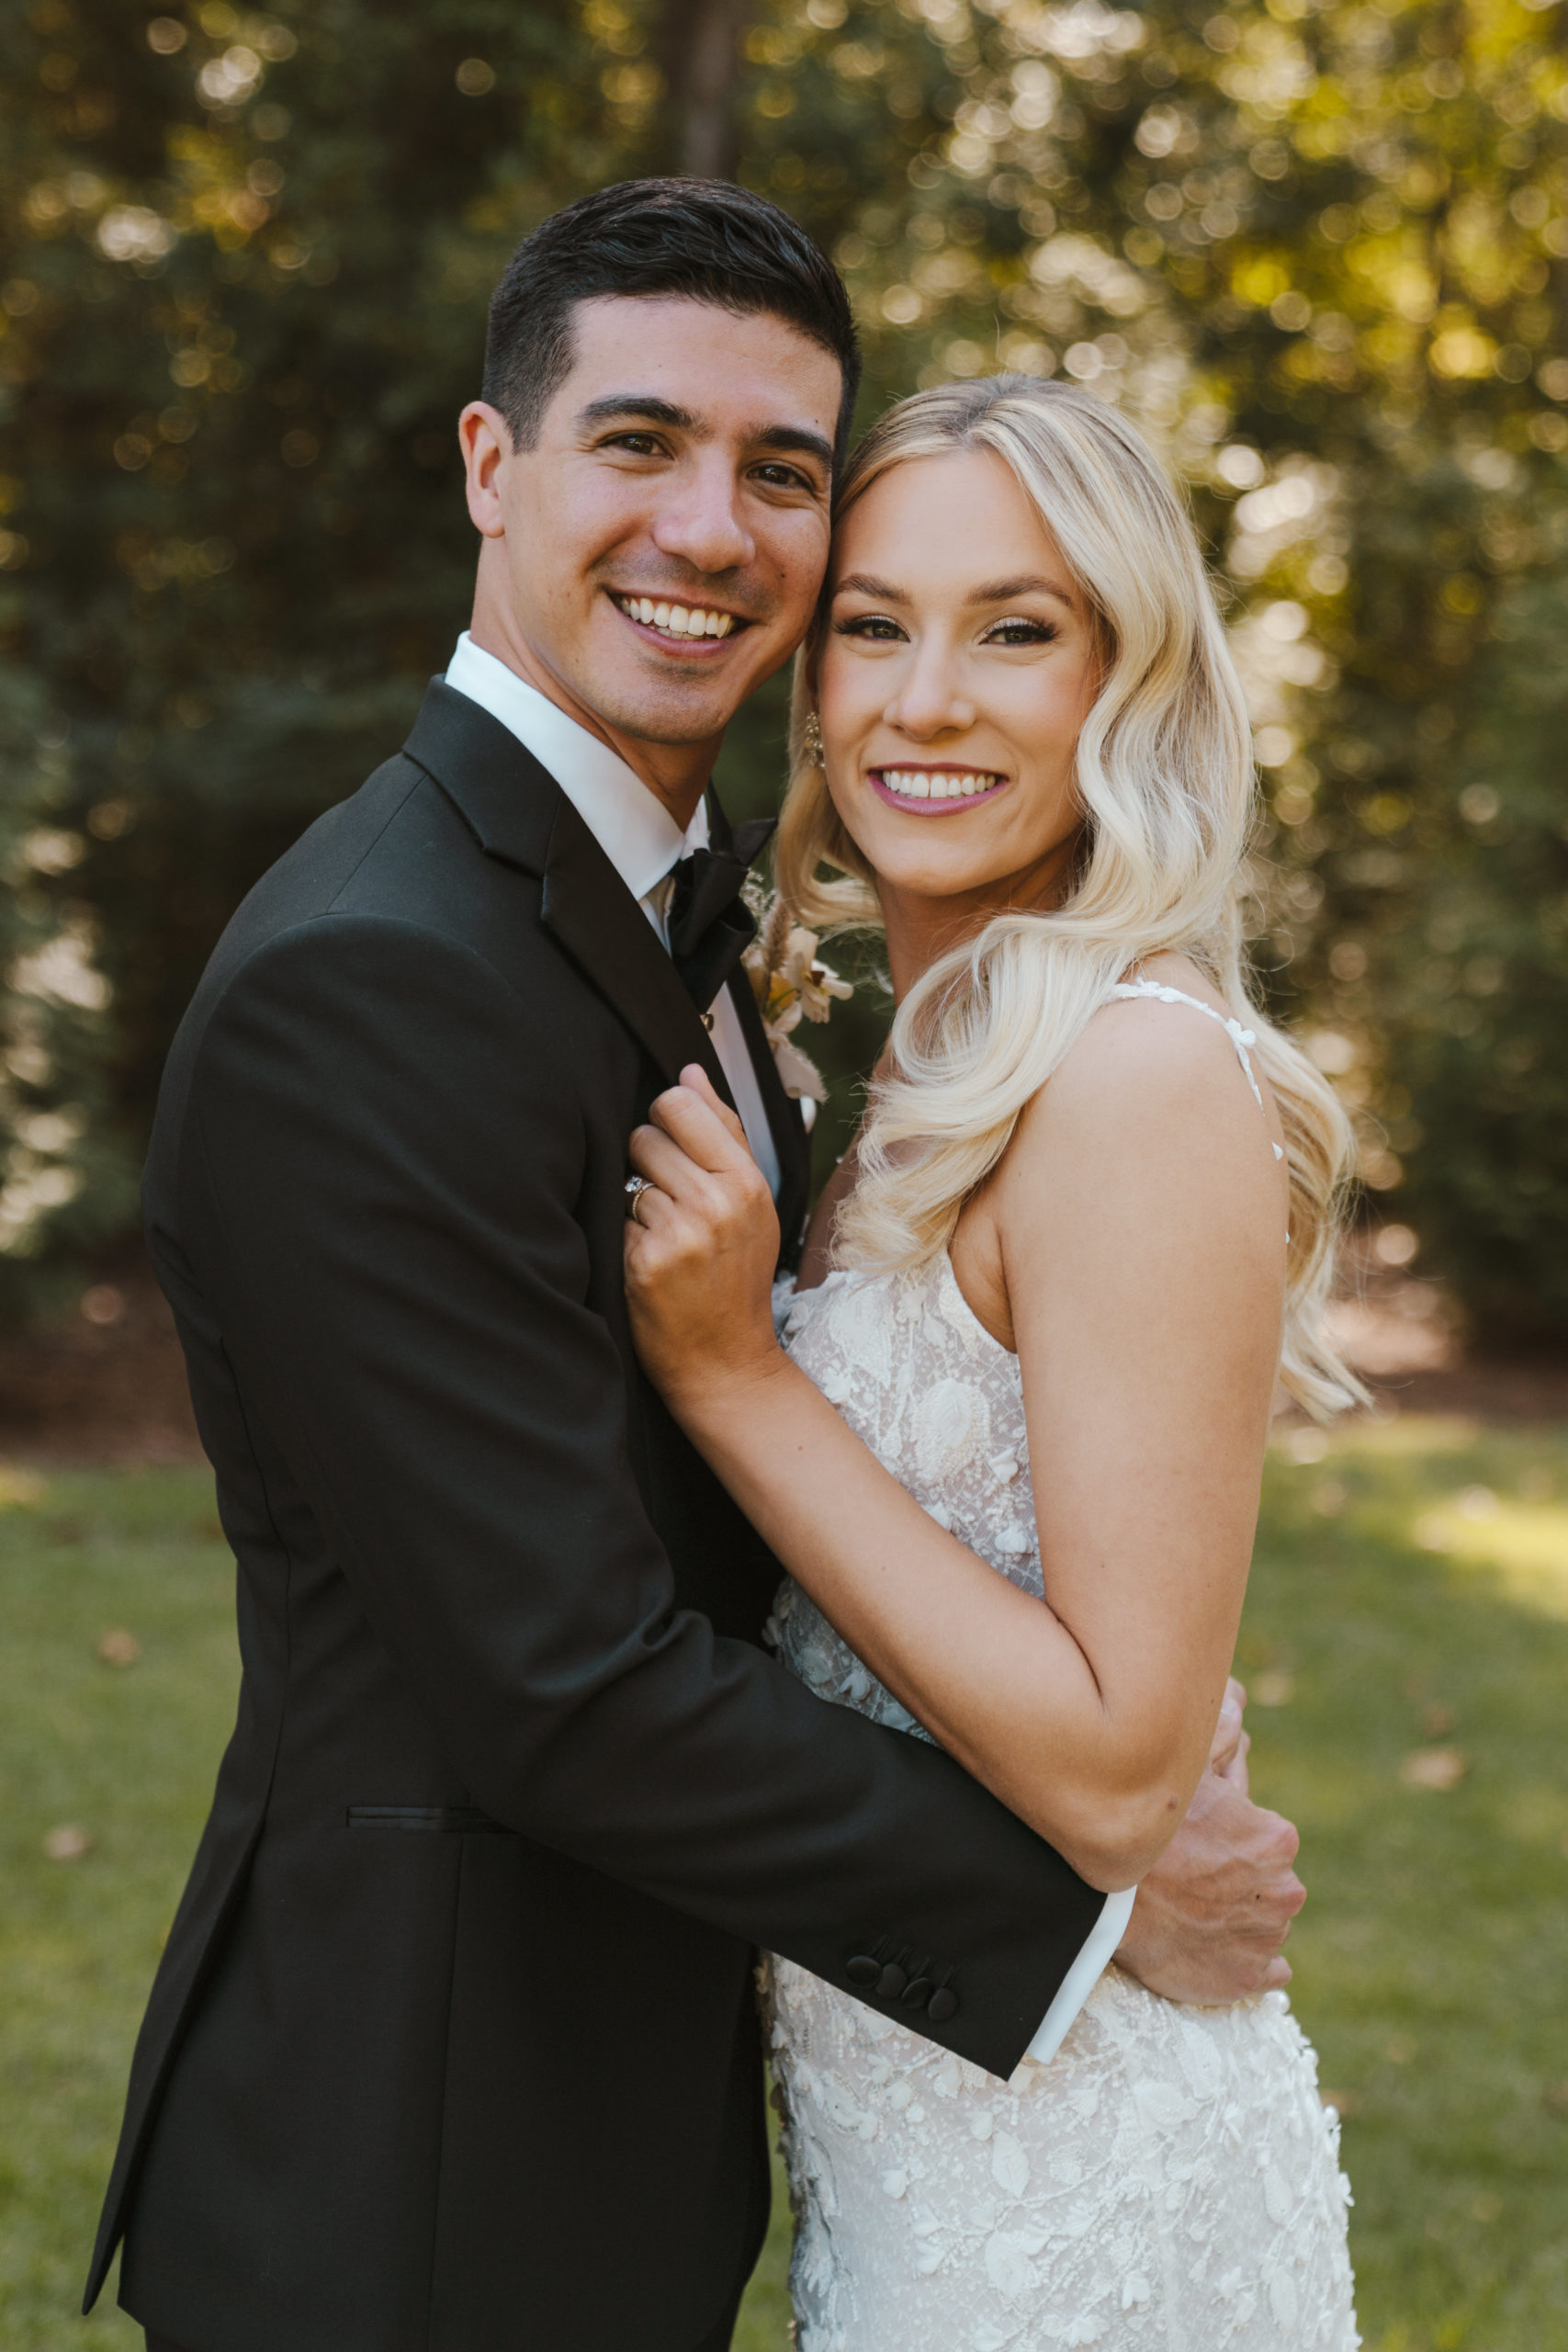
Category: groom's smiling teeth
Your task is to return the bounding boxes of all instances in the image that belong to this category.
[615,594,738,641]
[876,768,1005,800]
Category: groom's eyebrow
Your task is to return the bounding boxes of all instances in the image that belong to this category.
[578,394,696,431]
[753,423,834,472]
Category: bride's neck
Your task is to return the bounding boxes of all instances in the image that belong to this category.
[879,834,1081,1006]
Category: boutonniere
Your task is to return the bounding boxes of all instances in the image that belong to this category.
[742,885,853,1114]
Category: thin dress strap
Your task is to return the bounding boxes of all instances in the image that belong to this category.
[1110,978,1290,1254]
[1110,979,1269,1120]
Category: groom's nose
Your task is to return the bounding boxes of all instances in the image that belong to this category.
[650,452,756,579]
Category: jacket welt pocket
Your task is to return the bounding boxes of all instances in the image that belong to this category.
[346,1804,510,1834]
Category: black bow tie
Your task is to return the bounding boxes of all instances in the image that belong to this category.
[667,814,776,1012]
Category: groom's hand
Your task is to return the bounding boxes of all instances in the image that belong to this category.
[1112,1689,1304,2002]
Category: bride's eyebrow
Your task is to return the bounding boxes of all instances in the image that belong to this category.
[832,571,1077,608]
[971,573,1076,608]
[832,571,906,602]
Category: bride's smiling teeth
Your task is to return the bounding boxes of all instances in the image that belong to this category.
[877,768,1004,800]
[615,594,737,640]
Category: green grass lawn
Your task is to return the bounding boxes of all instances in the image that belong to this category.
[2,1428,1565,2350]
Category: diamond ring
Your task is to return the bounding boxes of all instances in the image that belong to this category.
[624,1173,655,1224]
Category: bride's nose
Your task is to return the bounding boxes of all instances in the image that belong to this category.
[882,638,975,740]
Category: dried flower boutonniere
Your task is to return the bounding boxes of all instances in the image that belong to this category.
[742,885,853,1122]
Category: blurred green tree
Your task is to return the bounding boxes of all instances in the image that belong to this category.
[1,0,640,1306]
[3,0,1567,1336]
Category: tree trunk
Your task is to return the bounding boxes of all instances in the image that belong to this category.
[657,0,747,181]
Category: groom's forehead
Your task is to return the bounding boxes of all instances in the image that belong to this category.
[553,292,842,431]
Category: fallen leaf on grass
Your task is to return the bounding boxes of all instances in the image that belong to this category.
[1400,1747,1467,1791]
[0,1464,47,1510]
[96,1628,141,1668]
[1320,2088,1359,2118]
[1542,2082,1568,2116]
[43,1825,92,1860]
[1254,1670,1295,1707]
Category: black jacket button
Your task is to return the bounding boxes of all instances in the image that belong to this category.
[926,1986,959,2023]
[875,1962,907,2001]
[846,1954,879,1987]
[901,1976,933,2007]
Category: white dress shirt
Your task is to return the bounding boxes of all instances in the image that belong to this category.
[445,630,1134,2064]
[446,632,781,1198]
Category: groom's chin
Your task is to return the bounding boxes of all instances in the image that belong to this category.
[582,645,775,750]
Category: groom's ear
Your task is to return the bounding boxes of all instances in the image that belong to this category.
[458,401,513,540]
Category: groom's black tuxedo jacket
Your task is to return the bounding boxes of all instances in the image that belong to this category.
[88,683,1103,2352]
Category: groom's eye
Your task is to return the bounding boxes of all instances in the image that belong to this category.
[602,432,666,457]
[751,460,818,493]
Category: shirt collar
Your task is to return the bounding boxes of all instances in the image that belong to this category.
[445,632,708,902]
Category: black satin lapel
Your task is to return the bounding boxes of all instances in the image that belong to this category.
[674,895,756,1015]
[540,795,734,1106]
[730,817,778,867]
[727,969,813,1272]
[703,786,775,873]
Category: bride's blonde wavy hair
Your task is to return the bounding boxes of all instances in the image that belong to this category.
[775,374,1363,1419]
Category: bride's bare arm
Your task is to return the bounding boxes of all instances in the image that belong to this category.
[624,1005,1286,1894]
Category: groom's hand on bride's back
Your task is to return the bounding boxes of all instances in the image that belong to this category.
[1112,1684,1305,2003]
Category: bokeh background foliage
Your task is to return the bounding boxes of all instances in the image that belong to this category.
[4,0,1568,1327]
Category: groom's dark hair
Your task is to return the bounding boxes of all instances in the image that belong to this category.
[483,178,862,469]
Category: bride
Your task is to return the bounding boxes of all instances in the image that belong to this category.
[623,375,1361,2348]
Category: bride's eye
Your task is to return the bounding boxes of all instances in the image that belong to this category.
[836,613,907,642]
[983,615,1057,647]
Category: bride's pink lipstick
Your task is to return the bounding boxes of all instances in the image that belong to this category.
[868,766,1010,816]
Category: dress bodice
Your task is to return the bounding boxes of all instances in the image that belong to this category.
[771,1250,1038,1744]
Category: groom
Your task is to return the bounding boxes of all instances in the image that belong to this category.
[89,179,1305,2352]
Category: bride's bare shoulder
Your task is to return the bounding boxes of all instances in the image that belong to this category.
[1042,953,1274,1127]
[998,951,1287,1231]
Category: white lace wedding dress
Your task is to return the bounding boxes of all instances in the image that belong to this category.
[761,986,1359,2349]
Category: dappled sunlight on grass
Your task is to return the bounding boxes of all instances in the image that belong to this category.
[1247,1416,1568,2347]
[1415,1502,1568,1623]
[1274,1412,1568,1620]
[0,1470,237,2347]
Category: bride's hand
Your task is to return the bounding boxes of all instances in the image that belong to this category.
[624,1065,786,1416]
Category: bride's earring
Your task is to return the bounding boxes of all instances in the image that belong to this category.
[802,711,824,768]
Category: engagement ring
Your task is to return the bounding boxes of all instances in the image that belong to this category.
[624,1173,654,1223]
